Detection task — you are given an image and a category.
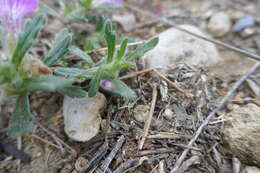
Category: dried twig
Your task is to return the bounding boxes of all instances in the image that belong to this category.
[114,157,148,173]
[120,68,190,97]
[124,3,260,62]
[153,69,190,97]
[119,69,154,80]
[170,62,260,173]
[100,135,125,172]
[158,160,165,173]
[127,148,177,158]
[81,140,109,173]
[138,83,158,150]
[30,134,64,151]
[37,123,76,154]
[176,156,201,173]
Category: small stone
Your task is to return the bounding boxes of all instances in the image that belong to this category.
[164,109,174,119]
[63,93,107,142]
[223,104,260,166]
[207,12,232,37]
[141,25,219,74]
[233,16,255,32]
[242,166,260,173]
[133,105,150,123]
[239,28,256,38]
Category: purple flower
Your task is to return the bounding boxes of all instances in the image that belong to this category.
[0,0,38,32]
[92,0,122,7]
[100,80,114,90]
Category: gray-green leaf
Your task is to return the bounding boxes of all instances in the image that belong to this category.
[12,14,46,67]
[53,67,96,79]
[101,79,136,99]
[68,46,94,65]
[25,76,73,92]
[44,29,73,66]
[125,37,159,61]
[60,86,87,98]
[7,94,33,136]
[105,21,116,63]
[117,38,128,61]
[88,68,103,97]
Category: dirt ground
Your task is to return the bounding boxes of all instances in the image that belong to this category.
[0,0,260,173]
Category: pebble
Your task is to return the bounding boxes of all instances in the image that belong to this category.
[242,166,260,173]
[141,25,219,74]
[239,27,256,38]
[207,12,232,37]
[233,16,255,32]
[223,104,260,166]
[133,105,150,123]
[63,93,107,142]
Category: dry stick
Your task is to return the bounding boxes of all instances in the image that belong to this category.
[153,69,190,97]
[170,62,260,173]
[124,3,260,62]
[100,135,125,172]
[177,156,201,173]
[30,134,64,151]
[37,123,76,154]
[120,68,190,97]
[138,84,158,150]
[119,68,154,80]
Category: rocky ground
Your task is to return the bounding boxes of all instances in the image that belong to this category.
[0,0,260,172]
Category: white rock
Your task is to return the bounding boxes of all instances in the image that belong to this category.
[133,105,150,123]
[242,166,260,173]
[141,25,219,73]
[223,104,260,166]
[63,93,107,142]
[207,12,232,37]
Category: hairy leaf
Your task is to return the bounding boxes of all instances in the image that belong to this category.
[60,86,87,98]
[69,46,93,65]
[117,38,128,60]
[105,21,116,63]
[12,14,46,67]
[44,29,73,66]
[88,68,103,97]
[125,37,159,61]
[7,94,33,136]
[53,67,96,79]
[25,76,73,92]
[101,79,136,99]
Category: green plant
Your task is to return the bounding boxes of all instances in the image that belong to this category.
[0,14,86,136]
[53,20,159,99]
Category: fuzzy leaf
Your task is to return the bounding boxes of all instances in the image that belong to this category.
[105,21,116,63]
[125,37,159,61]
[12,14,46,67]
[53,67,96,79]
[117,38,128,60]
[25,76,73,92]
[69,46,94,65]
[88,68,103,97]
[7,94,33,136]
[44,29,73,66]
[101,79,136,99]
[60,86,87,98]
